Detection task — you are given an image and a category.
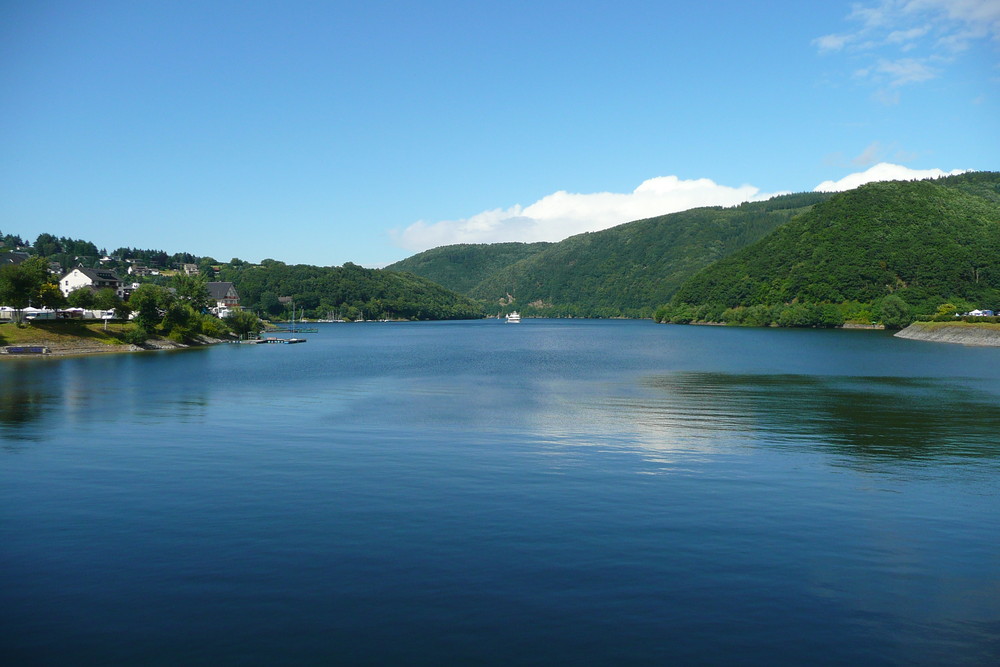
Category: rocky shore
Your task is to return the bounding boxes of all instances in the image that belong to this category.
[895,322,1000,347]
[1,333,228,358]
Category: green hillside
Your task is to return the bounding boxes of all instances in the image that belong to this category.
[218,260,484,321]
[466,192,831,317]
[658,172,1000,327]
[385,242,551,294]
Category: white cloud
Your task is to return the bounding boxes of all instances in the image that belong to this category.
[849,1,892,30]
[390,164,973,253]
[391,176,784,252]
[909,0,1000,45]
[867,57,939,86]
[813,32,853,52]
[815,0,1000,94]
[813,162,968,192]
[886,25,931,45]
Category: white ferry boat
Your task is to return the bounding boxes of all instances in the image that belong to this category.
[506,311,521,323]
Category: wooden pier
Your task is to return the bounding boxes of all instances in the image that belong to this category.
[236,336,307,345]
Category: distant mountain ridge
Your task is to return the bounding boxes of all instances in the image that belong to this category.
[388,192,832,317]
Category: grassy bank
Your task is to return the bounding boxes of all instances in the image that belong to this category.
[906,320,1000,330]
[0,320,226,357]
[895,320,1000,347]
[1,320,131,348]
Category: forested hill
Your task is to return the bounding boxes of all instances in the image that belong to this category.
[218,260,484,321]
[659,172,1000,326]
[385,242,551,294]
[462,192,832,317]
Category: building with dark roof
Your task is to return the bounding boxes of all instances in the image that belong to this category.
[207,282,240,310]
[59,267,122,297]
[1,251,30,267]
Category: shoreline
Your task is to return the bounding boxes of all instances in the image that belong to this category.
[895,321,1000,347]
[1,331,228,359]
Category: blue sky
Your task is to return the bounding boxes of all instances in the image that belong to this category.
[2,0,997,267]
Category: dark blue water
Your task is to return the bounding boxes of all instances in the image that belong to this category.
[2,320,999,665]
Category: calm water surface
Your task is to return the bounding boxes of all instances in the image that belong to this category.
[2,320,999,665]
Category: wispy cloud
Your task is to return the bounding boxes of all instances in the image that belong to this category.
[852,142,885,166]
[814,0,1000,94]
[391,177,785,252]
[814,32,853,53]
[813,162,968,192]
[830,142,921,167]
[855,57,938,87]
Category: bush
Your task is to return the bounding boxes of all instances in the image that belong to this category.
[743,304,774,327]
[878,295,914,329]
[122,326,148,345]
[199,314,229,338]
[224,309,263,336]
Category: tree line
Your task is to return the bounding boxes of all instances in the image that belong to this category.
[3,229,485,324]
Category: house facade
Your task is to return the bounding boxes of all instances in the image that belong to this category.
[59,267,123,297]
[207,282,240,313]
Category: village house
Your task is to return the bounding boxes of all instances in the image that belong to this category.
[183,263,199,276]
[207,282,240,315]
[59,267,122,297]
[119,281,140,301]
[1,251,30,267]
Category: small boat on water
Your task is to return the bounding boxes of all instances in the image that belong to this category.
[506,311,521,323]
[254,337,307,344]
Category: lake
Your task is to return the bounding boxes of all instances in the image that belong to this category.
[2,319,999,665]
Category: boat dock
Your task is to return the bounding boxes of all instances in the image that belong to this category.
[236,337,307,345]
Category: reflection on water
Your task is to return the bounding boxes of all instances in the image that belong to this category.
[0,361,54,442]
[2,323,1000,665]
[0,352,210,439]
[622,372,1000,463]
[0,385,49,442]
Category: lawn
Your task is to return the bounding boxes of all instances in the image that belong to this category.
[0,320,131,347]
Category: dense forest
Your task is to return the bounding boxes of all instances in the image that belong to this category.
[655,172,1000,328]
[449,192,831,317]
[217,260,484,320]
[386,242,551,294]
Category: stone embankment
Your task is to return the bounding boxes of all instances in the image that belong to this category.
[1,334,227,357]
[895,322,1000,347]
